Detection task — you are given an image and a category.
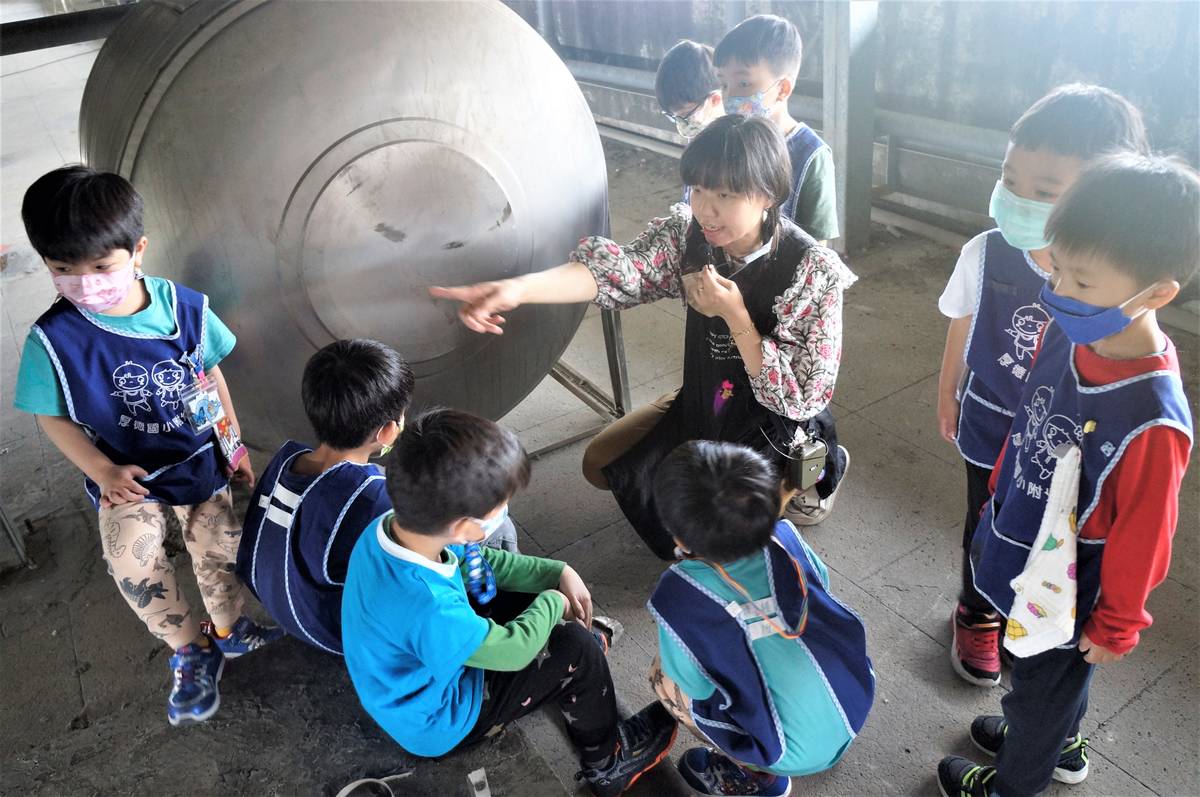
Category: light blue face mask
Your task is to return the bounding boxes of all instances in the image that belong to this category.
[989,181,1055,252]
[473,504,509,541]
[723,78,782,118]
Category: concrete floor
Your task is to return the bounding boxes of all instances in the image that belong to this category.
[2,35,1198,797]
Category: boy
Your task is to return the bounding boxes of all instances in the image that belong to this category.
[656,39,723,140]
[648,441,874,796]
[236,339,412,655]
[937,154,1196,797]
[714,14,837,243]
[935,85,1149,687]
[341,409,677,796]
[14,166,280,726]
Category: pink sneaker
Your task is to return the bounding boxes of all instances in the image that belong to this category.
[950,604,1001,687]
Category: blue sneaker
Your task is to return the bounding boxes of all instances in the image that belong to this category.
[678,747,792,796]
[167,641,224,727]
[202,617,285,658]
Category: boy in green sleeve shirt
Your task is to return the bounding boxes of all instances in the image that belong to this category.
[341,409,677,796]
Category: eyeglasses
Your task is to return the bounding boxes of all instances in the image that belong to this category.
[661,98,707,125]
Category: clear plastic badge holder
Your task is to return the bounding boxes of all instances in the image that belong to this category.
[179,371,246,473]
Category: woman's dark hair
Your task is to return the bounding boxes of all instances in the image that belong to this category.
[386,408,530,536]
[1046,153,1200,288]
[681,114,792,231]
[301,339,415,449]
[22,165,145,264]
[653,440,780,564]
[656,40,719,112]
[1010,83,1149,161]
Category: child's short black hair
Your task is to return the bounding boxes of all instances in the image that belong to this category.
[714,14,803,83]
[386,409,530,536]
[301,339,414,449]
[1047,153,1200,288]
[656,40,719,112]
[653,441,779,564]
[681,115,792,228]
[1009,83,1149,161]
[21,165,145,264]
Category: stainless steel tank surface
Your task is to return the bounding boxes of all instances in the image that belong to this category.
[79,0,607,450]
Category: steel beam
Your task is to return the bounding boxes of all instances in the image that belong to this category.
[0,4,133,57]
[822,1,879,254]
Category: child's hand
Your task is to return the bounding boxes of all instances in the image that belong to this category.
[937,391,960,443]
[429,280,524,335]
[98,464,150,507]
[557,565,593,628]
[1079,632,1125,664]
[230,453,255,489]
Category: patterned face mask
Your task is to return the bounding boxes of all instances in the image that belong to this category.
[723,78,783,118]
[53,254,139,312]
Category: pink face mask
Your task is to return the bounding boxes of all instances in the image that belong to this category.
[53,256,138,312]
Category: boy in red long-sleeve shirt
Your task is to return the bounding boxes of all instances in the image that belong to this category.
[938,153,1197,797]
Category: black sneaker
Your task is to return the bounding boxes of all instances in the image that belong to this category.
[576,702,678,797]
[970,715,1090,784]
[937,756,996,797]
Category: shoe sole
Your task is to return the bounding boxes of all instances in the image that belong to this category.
[167,656,225,727]
[680,766,793,797]
[970,736,1089,784]
[949,618,1001,688]
[622,723,679,794]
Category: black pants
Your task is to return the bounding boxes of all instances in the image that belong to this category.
[959,460,995,614]
[995,646,1095,796]
[456,592,619,767]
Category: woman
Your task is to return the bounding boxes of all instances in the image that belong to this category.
[431,115,855,559]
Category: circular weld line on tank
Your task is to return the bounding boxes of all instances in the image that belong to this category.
[275,118,532,379]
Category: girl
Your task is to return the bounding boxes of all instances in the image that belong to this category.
[14,167,281,726]
[432,115,855,558]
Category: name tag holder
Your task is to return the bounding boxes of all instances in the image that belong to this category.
[178,353,247,474]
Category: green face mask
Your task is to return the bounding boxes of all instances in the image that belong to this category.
[989,181,1054,252]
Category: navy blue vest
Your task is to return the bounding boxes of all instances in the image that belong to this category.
[957,230,1051,468]
[32,282,226,507]
[972,326,1193,644]
[648,520,874,768]
[237,441,387,654]
[779,124,826,226]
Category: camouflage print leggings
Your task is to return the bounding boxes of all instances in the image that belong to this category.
[97,489,245,649]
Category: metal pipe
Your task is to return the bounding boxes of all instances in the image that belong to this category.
[0,4,133,57]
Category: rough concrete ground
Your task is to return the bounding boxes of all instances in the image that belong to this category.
[3,37,1198,797]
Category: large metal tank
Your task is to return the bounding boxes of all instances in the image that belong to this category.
[79,0,607,450]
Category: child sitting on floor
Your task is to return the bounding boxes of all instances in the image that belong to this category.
[341,409,678,796]
[647,440,875,796]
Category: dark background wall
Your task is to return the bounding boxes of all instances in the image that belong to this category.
[509,0,1199,164]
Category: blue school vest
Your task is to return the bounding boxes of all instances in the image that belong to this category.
[971,325,1192,645]
[957,231,1051,468]
[648,520,874,769]
[237,441,385,655]
[31,282,226,508]
[779,125,826,225]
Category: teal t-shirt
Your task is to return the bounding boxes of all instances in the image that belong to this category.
[14,277,236,416]
[657,541,853,777]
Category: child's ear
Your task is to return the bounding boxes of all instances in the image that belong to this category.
[776,77,795,102]
[1143,280,1181,311]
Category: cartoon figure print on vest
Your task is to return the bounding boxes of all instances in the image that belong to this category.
[1004,303,1051,364]
[152,359,188,411]
[112,360,154,416]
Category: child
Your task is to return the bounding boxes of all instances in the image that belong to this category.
[648,440,874,796]
[432,115,854,556]
[935,85,1149,687]
[714,14,838,244]
[13,166,281,726]
[656,39,723,140]
[341,409,677,796]
[235,339,412,655]
[937,154,1196,797]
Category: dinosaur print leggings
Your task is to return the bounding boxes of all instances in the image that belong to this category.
[98,489,245,649]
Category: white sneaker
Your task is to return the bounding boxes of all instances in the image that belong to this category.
[785,446,849,526]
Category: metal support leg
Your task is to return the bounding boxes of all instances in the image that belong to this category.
[822,1,879,255]
[0,501,34,569]
[600,309,631,418]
